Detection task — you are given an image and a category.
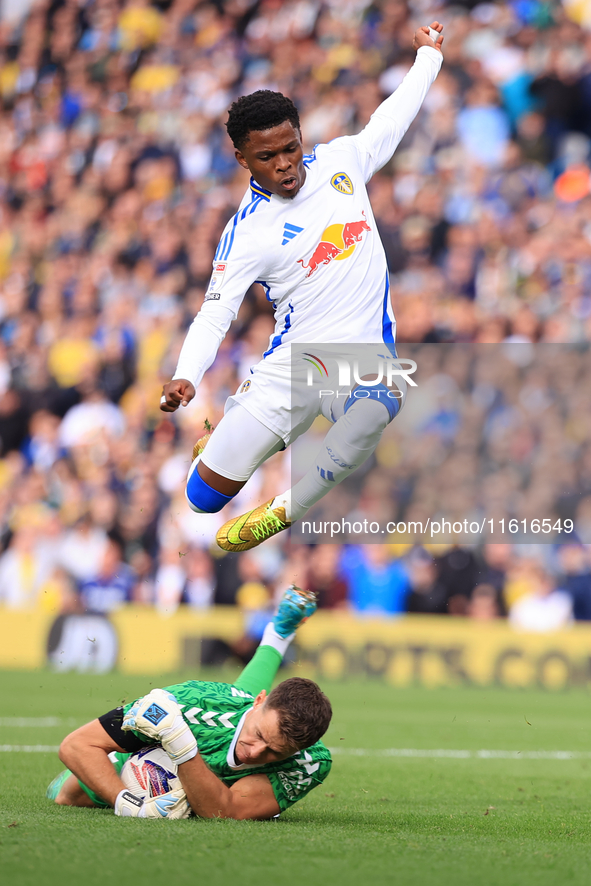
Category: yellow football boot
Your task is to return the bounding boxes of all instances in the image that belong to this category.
[192,432,212,461]
[216,498,291,552]
[192,420,214,461]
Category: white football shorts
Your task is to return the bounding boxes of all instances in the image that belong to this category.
[199,347,408,482]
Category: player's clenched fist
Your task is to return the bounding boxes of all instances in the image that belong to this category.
[160,378,196,412]
[413,21,444,54]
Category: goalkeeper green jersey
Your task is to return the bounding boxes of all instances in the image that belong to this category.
[88,679,331,813]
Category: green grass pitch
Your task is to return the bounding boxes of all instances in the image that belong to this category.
[1,669,591,886]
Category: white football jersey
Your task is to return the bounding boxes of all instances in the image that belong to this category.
[174,46,443,388]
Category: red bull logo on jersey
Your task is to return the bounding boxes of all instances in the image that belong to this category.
[297,212,371,278]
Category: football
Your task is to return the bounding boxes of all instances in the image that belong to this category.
[120,747,190,817]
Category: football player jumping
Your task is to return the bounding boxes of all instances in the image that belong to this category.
[160,24,444,552]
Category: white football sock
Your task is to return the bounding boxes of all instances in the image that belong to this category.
[261,621,294,655]
[270,490,292,520]
[286,398,390,522]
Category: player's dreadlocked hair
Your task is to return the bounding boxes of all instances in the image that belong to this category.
[226,90,300,151]
[266,677,332,749]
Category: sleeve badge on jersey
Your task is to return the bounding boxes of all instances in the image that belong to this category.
[331,172,354,195]
[208,262,228,292]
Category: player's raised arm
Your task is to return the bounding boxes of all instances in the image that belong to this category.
[347,21,444,182]
[160,218,263,412]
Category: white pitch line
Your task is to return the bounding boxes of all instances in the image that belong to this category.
[0,745,589,759]
[328,748,591,760]
[0,745,60,752]
[0,717,77,728]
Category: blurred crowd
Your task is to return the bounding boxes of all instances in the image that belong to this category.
[0,0,591,634]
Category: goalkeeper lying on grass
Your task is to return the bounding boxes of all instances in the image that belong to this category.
[47,586,332,820]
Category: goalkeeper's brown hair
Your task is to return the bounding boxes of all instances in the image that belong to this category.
[266,678,332,749]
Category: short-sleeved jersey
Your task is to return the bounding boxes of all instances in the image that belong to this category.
[173,46,443,389]
[121,680,331,813]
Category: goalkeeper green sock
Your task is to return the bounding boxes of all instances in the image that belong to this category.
[234,637,285,696]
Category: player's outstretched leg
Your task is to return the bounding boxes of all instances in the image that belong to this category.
[285,396,393,522]
[233,585,317,697]
[217,393,397,550]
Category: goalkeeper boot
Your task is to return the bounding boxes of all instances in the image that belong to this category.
[216,498,290,552]
[46,769,71,801]
[273,585,317,638]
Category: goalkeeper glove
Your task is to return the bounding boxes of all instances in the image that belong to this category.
[114,788,190,819]
[121,688,198,765]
